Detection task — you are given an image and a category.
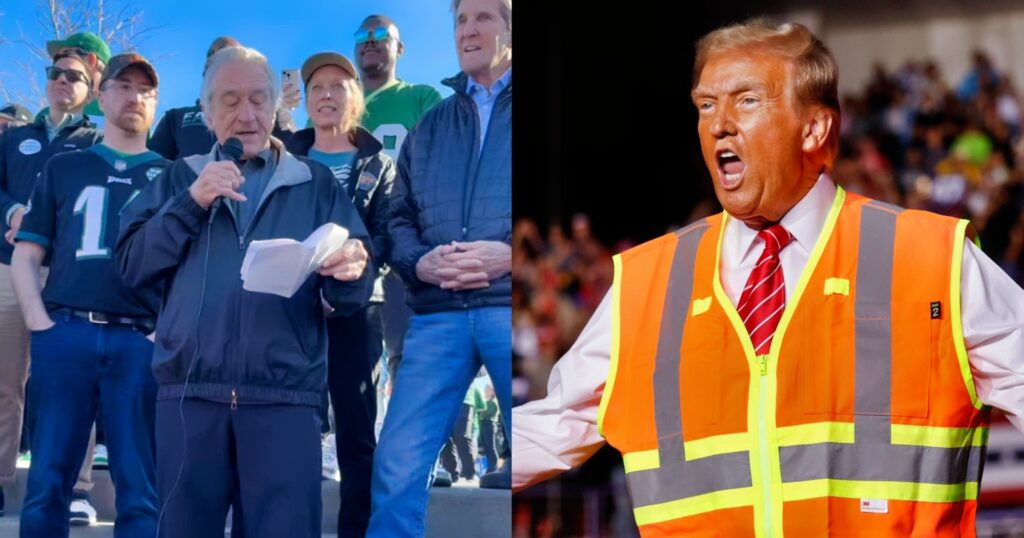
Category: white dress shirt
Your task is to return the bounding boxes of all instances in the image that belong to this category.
[512,175,1024,491]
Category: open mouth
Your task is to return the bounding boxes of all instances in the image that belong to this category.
[462,45,482,53]
[317,105,337,113]
[716,149,745,189]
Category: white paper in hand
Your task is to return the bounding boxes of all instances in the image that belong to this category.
[240,223,349,298]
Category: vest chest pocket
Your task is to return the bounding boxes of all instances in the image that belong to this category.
[680,309,726,430]
[888,300,936,419]
[796,293,856,416]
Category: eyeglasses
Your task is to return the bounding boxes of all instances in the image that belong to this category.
[45,66,90,86]
[102,80,158,99]
[354,27,393,45]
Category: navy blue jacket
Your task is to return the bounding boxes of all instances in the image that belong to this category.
[0,116,101,264]
[387,72,512,313]
[116,139,374,406]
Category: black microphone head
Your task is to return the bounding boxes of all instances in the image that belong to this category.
[222,137,244,161]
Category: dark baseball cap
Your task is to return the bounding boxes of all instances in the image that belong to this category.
[0,103,32,124]
[100,53,159,89]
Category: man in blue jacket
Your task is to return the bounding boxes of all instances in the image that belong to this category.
[368,0,512,535]
[116,45,373,537]
[0,49,101,520]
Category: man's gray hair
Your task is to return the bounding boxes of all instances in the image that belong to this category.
[200,46,280,119]
[451,0,511,30]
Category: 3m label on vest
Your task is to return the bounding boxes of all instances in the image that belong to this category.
[931,301,942,319]
[860,499,888,514]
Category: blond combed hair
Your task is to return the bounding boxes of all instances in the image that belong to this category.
[694,20,840,158]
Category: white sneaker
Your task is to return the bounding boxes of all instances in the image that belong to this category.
[321,434,340,481]
[93,444,108,469]
[69,497,97,526]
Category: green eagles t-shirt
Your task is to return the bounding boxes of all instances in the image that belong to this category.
[362,80,443,161]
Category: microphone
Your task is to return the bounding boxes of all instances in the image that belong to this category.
[209,137,244,220]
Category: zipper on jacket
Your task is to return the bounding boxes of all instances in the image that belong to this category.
[757,353,772,537]
[230,388,238,410]
[460,90,506,238]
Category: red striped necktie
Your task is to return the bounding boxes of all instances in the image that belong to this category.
[736,224,794,355]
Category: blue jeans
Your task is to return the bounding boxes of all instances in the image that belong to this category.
[367,306,511,537]
[20,314,157,538]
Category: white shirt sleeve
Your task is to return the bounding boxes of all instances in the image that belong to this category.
[511,291,611,491]
[963,239,1024,432]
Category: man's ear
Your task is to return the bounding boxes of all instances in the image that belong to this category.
[802,106,834,155]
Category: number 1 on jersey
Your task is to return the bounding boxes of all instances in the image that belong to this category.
[73,185,110,260]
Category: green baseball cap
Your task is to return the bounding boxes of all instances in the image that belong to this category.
[46,31,112,65]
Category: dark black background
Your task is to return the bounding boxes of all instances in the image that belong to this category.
[513,3,788,245]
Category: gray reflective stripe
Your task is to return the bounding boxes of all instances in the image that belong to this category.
[779,443,984,484]
[652,222,708,466]
[628,451,752,506]
[625,220,753,508]
[854,202,900,444]
[777,201,983,494]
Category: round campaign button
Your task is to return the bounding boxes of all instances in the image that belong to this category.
[19,139,41,155]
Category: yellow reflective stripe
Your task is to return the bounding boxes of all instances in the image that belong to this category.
[762,187,845,536]
[597,255,623,437]
[823,277,849,296]
[770,186,846,360]
[777,422,855,446]
[890,424,988,448]
[782,479,979,504]
[951,219,984,410]
[711,188,845,537]
[622,449,659,473]
[684,432,749,461]
[711,218,768,538]
[633,487,755,526]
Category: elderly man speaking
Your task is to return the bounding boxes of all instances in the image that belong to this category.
[116,45,373,537]
[513,20,1024,537]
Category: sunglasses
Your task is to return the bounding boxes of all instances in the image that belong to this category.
[354,27,393,45]
[45,66,90,85]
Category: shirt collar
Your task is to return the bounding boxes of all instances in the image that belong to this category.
[214,144,276,168]
[467,67,512,96]
[43,111,84,132]
[727,173,838,265]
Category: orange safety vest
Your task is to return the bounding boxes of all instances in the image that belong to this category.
[598,187,990,537]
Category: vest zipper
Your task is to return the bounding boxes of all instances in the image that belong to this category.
[757,353,772,537]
